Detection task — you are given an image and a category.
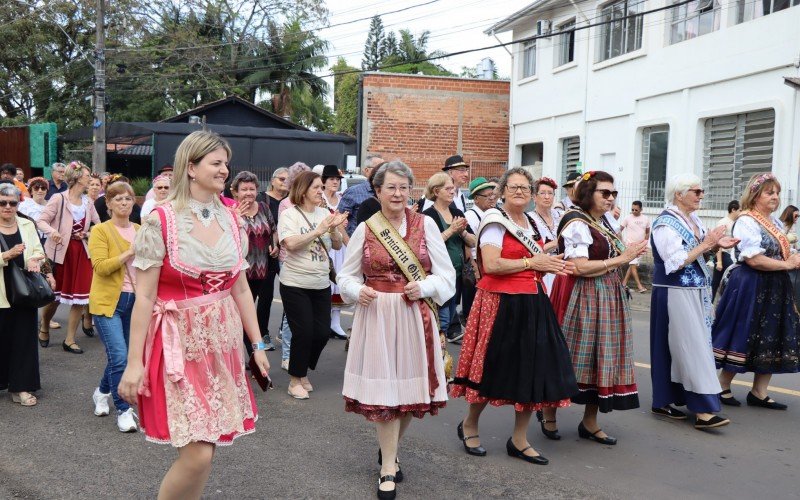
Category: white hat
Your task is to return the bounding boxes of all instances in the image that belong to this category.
[312,164,325,176]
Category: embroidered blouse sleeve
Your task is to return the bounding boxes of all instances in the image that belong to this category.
[336,223,366,304]
[132,213,166,270]
[652,225,689,274]
[562,221,592,259]
[418,216,457,306]
[733,216,765,260]
[479,223,505,249]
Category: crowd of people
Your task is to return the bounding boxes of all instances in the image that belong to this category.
[1,136,799,499]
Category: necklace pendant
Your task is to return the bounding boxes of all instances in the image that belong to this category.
[201,208,210,219]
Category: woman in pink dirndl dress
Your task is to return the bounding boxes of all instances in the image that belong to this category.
[119,131,269,500]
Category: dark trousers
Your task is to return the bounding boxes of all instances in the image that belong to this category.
[0,306,40,393]
[462,277,476,322]
[243,272,277,356]
[280,283,331,378]
[711,252,734,301]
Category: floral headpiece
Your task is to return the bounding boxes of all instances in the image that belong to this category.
[750,173,776,192]
[538,177,558,190]
[67,161,87,171]
[581,171,597,182]
[107,173,124,184]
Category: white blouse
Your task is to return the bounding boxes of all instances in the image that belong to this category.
[651,206,707,275]
[337,216,456,306]
[733,214,784,261]
[480,219,534,249]
[133,205,249,272]
[560,221,593,259]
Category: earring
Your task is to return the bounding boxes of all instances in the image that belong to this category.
[190,177,195,182]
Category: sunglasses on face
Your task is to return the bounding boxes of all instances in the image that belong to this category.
[155,186,170,190]
[687,189,705,196]
[0,200,19,207]
[32,186,47,192]
[594,189,618,199]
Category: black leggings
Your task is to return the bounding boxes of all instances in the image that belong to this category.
[280,283,331,378]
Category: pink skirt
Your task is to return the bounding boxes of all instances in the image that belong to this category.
[343,291,447,421]
[138,290,258,447]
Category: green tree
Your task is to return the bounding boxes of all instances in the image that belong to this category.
[331,57,358,136]
[361,15,385,71]
[381,31,398,61]
[379,29,454,76]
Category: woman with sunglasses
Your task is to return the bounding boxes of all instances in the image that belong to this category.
[545,171,647,445]
[649,174,736,430]
[38,161,101,353]
[141,175,171,217]
[19,177,49,239]
[528,177,561,295]
[712,173,800,410]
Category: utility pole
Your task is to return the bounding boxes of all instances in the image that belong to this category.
[92,0,107,173]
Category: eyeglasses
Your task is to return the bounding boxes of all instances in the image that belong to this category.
[505,185,532,194]
[0,200,19,207]
[594,189,618,199]
[383,185,410,194]
[32,186,47,192]
[536,191,555,197]
[474,193,497,199]
[275,177,287,182]
[687,189,705,196]
[451,167,469,173]
[154,186,170,190]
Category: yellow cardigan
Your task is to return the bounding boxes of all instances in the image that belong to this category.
[88,221,140,318]
[0,217,46,309]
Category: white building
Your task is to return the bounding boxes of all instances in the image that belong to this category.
[488,0,800,215]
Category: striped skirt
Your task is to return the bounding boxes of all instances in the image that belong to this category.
[561,271,639,412]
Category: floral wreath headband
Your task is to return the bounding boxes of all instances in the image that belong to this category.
[67,161,88,171]
[581,171,597,181]
[538,177,558,190]
[750,173,776,192]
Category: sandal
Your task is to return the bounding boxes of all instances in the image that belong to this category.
[49,321,61,329]
[377,474,396,500]
[11,392,37,406]
[38,322,50,348]
[637,288,648,293]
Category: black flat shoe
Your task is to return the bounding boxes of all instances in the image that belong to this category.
[505,438,548,465]
[651,405,688,420]
[720,389,741,407]
[38,324,50,348]
[695,415,730,430]
[457,421,486,456]
[81,314,95,337]
[62,341,84,354]
[377,449,403,483]
[746,391,787,410]
[536,410,561,440]
[329,329,347,340]
[377,475,396,500]
[578,422,617,445]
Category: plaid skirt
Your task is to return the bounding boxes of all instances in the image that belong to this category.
[561,271,639,412]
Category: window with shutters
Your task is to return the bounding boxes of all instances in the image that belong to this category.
[640,126,669,208]
[703,109,775,211]
[561,137,581,184]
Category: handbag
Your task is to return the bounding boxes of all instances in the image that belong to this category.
[294,206,337,283]
[0,233,55,308]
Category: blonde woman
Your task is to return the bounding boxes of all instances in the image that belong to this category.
[118,131,269,499]
[38,161,101,353]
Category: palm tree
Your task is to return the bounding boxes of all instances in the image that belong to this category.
[382,29,452,76]
[240,17,329,118]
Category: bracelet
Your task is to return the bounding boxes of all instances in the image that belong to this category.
[522,257,530,269]
[603,260,609,272]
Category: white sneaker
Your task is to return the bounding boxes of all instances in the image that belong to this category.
[281,359,289,371]
[117,408,138,433]
[93,387,111,417]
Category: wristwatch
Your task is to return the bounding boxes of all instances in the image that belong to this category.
[251,342,267,351]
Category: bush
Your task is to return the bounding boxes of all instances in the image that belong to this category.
[130,177,151,196]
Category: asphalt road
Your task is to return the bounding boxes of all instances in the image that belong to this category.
[2,294,799,499]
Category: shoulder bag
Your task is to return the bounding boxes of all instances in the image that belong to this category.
[0,232,55,308]
[294,206,337,283]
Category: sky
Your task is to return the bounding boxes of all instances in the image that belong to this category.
[318,0,533,81]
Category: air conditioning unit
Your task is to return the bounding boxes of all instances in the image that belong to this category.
[536,20,551,36]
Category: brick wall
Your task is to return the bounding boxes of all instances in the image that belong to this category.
[361,73,510,183]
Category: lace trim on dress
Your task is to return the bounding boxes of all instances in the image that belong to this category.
[344,397,446,422]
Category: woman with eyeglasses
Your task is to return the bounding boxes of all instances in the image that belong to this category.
[421,173,476,343]
[649,174,737,430]
[713,173,800,410]
[38,161,101,353]
[0,183,54,407]
[779,205,800,309]
[545,171,647,445]
[451,167,577,465]
[88,181,140,432]
[527,177,561,295]
[141,175,171,217]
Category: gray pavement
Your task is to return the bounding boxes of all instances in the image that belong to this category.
[1,296,799,499]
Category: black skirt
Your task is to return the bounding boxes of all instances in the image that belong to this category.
[479,291,579,404]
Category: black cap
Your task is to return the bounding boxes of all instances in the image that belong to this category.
[562,171,581,187]
[321,165,343,179]
[443,155,468,171]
